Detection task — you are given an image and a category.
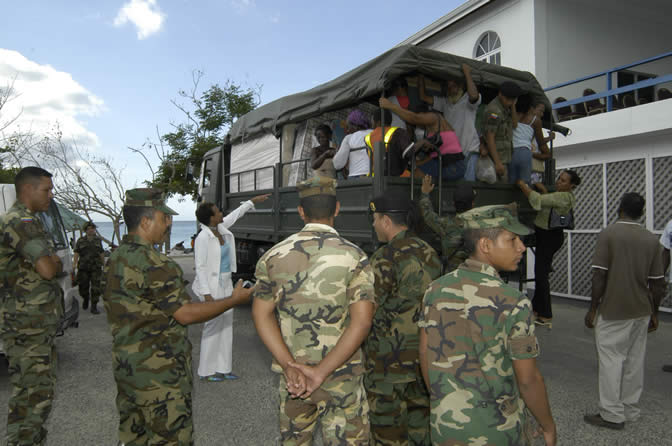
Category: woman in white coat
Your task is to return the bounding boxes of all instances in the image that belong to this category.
[193,194,269,381]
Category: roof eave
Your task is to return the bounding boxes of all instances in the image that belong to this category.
[395,0,494,47]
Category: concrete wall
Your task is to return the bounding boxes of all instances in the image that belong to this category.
[417,0,536,73]
[553,99,672,149]
[539,0,672,103]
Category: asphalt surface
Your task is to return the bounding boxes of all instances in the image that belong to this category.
[0,255,670,445]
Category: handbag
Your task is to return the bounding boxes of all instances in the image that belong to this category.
[424,113,443,150]
[548,207,575,230]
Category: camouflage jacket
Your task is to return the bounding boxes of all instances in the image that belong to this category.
[365,230,440,385]
[74,235,104,270]
[102,234,192,402]
[0,201,63,329]
[254,223,375,382]
[482,96,514,164]
[419,193,467,272]
[419,258,539,445]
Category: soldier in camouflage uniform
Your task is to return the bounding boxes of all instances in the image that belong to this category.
[365,191,441,445]
[252,176,376,446]
[0,167,64,446]
[418,175,474,273]
[102,188,252,445]
[418,205,557,446]
[482,81,523,182]
[73,221,104,314]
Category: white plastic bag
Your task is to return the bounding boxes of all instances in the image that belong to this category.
[476,156,497,184]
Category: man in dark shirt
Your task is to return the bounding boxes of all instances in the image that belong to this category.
[73,221,104,313]
[584,192,666,430]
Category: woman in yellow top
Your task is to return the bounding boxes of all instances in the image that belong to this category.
[517,170,581,327]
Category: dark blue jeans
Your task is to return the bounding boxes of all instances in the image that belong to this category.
[419,158,466,181]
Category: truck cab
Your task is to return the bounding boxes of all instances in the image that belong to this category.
[0,184,80,353]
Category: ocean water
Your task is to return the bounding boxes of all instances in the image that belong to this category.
[94,220,199,248]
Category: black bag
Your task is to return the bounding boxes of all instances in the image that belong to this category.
[424,114,443,150]
[548,207,575,230]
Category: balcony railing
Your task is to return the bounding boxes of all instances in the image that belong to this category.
[545,51,672,120]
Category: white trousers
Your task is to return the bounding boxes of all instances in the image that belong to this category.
[197,274,234,377]
[594,314,649,423]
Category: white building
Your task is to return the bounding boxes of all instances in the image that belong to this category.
[399,0,672,310]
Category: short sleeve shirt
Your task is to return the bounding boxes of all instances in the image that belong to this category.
[660,219,672,282]
[592,221,664,319]
[434,93,482,154]
[419,258,538,444]
[482,96,513,164]
[365,230,441,384]
[102,234,193,402]
[254,223,375,381]
[0,201,62,328]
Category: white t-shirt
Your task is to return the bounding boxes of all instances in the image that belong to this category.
[333,129,371,177]
[433,93,481,154]
[660,219,672,281]
[386,96,408,130]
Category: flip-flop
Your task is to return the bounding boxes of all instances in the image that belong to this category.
[220,373,239,380]
[200,375,225,382]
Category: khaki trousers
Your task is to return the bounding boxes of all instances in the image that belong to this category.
[595,314,649,423]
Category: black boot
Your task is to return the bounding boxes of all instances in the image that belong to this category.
[82,298,89,310]
[91,303,99,315]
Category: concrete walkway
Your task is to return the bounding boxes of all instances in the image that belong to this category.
[0,255,669,445]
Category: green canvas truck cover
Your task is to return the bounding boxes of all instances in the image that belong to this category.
[229,45,567,142]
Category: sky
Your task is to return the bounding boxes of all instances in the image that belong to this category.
[1,0,464,220]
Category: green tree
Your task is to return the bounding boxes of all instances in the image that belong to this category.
[0,152,20,183]
[135,71,260,199]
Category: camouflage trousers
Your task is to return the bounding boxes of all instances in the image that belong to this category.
[77,267,103,304]
[366,377,430,446]
[115,386,193,445]
[1,327,58,446]
[278,374,370,446]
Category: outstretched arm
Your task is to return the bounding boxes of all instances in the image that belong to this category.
[462,64,479,104]
[173,281,252,325]
[379,97,433,126]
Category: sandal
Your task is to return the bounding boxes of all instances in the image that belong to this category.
[201,374,226,382]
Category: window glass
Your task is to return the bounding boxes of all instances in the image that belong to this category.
[475,31,501,65]
[37,201,68,250]
[202,159,212,189]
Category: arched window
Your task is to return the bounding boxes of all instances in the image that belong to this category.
[475,31,501,65]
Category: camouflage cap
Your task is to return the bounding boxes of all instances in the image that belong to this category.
[460,203,531,235]
[82,221,96,231]
[124,188,178,215]
[297,176,337,199]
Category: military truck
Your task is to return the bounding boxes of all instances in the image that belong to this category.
[0,184,79,354]
[195,46,567,278]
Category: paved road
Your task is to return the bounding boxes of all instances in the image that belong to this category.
[0,255,670,445]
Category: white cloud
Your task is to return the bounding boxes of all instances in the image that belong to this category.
[231,0,256,13]
[114,0,165,40]
[269,14,280,23]
[0,49,105,148]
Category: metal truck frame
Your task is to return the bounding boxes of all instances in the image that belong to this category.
[196,46,566,280]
